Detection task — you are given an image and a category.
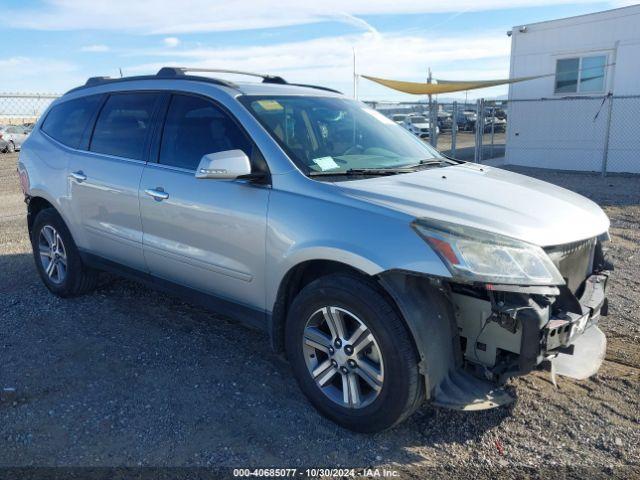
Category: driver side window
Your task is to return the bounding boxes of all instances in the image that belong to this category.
[159,94,252,170]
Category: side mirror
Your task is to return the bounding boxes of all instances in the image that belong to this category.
[195,149,252,180]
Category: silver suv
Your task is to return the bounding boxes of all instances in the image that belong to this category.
[18,68,612,432]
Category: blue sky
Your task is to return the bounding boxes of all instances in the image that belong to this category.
[0,0,634,100]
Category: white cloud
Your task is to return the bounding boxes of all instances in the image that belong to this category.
[80,44,109,52]
[8,0,607,33]
[0,57,81,93]
[163,37,180,47]
[125,30,512,99]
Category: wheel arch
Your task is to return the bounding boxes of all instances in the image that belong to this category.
[269,259,367,353]
[268,259,423,365]
[27,195,56,234]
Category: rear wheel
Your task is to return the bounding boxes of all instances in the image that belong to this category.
[30,208,98,297]
[285,273,424,432]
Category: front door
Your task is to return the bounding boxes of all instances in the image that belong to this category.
[139,93,270,314]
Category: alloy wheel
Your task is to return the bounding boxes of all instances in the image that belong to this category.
[302,306,384,409]
[38,225,67,284]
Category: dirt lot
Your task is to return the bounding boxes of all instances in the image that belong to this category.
[1,152,639,478]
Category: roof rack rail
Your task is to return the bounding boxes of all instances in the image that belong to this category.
[73,71,236,92]
[71,67,342,95]
[156,67,342,94]
[156,67,287,84]
[290,83,342,94]
[85,76,112,87]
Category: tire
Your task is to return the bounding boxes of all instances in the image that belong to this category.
[30,208,98,297]
[285,273,423,432]
[7,141,15,153]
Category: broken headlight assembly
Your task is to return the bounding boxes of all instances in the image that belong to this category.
[412,219,565,286]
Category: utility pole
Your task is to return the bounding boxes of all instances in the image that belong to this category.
[353,48,358,100]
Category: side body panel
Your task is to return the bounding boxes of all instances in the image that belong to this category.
[18,131,71,231]
[67,150,147,271]
[265,172,451,313]
[139,164,270,310]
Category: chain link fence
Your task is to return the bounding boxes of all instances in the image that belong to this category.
[369,95,639,175]
[1,92,638,174]
[0,93,60,125]
[504,95,640,174]
[367,99,506,163]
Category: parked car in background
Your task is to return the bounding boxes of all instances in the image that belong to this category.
[437,112,453,131]
[483,115,507,132]
[0,137,7,153]
[402,114,438,138]
[391,113,408,124]
[0,125,30,153]
[452,110,477,132]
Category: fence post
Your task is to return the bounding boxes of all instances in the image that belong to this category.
[474,99,485,163]
[430,102,438,147]
[451,101,458,158]
[490,105,495,159]
[601,93,613,177]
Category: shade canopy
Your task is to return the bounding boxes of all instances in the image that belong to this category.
[361,74,544,95]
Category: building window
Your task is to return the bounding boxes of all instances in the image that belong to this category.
[555,55,606,94]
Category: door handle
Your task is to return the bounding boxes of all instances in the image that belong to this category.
[69,171,87,183]
[145,188,169,201]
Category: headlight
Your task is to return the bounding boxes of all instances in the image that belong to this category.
[412,219,565,286]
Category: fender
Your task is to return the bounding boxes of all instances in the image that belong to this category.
[380,270,514,410]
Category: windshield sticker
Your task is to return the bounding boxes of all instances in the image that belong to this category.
[312,156,340,171]
[256,100,284,111]
[363,108,395,125]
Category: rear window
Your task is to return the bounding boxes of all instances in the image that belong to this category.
[90,93,159,160]
[41,95,102,148]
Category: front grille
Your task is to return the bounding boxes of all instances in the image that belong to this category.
[545,238,596,293]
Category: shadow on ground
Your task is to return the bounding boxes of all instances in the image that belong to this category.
[0,251,512,467]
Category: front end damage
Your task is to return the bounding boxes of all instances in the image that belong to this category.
[380,236,612,411]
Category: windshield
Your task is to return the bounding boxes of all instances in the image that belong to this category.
[240,96,443,174]
[392,114,406,121]
[410,116,427,124]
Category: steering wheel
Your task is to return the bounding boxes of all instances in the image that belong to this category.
[343,145,364,155]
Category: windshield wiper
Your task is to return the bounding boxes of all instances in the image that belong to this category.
[309,167,417,177]
[401,158,457,169]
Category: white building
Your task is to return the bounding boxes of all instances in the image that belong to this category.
[505,5,640,173]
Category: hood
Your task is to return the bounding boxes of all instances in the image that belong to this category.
[337,163,609,247]
[410,123,430,129]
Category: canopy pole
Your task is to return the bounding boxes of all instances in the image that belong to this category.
[427,67,437,147]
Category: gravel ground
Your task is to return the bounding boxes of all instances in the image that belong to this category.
[1,152,639,478]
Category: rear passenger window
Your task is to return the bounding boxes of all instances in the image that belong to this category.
[90,93,159,160]
[41,95,101,148]
[159,94,251,170]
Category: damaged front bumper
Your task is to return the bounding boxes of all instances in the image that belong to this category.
[452,270,610,385]
[380,240,611,412]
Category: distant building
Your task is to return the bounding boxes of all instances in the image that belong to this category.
[506,5,640,173]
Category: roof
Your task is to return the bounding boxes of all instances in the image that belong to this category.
[512,4,640,31]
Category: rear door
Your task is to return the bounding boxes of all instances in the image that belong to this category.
[139,93,270,314]
[67,91,162,271]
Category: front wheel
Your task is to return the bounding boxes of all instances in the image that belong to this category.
[285,273,424,432]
